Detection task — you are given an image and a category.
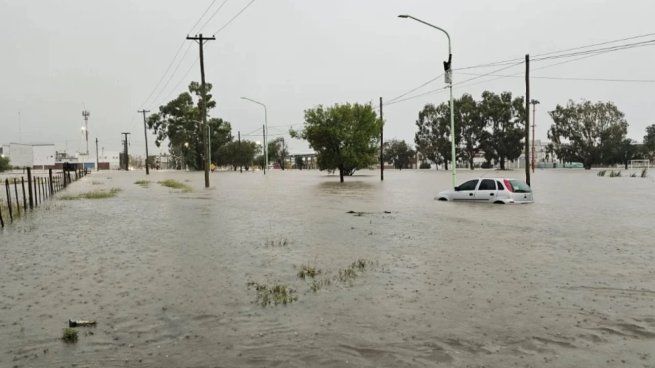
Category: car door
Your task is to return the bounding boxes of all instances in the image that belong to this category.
[475,179,498,201]
[452,179,478,200]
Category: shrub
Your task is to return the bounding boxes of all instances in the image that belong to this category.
[62,328,78,343]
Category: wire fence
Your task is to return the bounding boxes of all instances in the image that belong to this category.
[0,168,88,228]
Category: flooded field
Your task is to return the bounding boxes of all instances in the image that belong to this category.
[1,169,654,367]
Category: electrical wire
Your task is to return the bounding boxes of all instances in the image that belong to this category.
[213,0,257,35]
[386,74,444,104]
[197,0,231,33]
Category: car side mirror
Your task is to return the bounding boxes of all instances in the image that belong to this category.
[454,186,460,191]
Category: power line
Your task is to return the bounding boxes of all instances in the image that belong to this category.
[197,0,231,33]
[386,74,444,104]
[458,72,655,83]
[188,0,221,34]
[213,0,257,35]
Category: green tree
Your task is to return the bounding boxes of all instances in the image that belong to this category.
[414,103,457,170]
[291,103,380,182]
[384,139,415,170]
[255,154,266,170]
[644,124,655,160]
[457,94,485,170]
[548,100,628,169]
[217,140,259,170]
[147,82,232,170]
[479,91,525,170]
[0,156,10,172]
[267,137,289,170]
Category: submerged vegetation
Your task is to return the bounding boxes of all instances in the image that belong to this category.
[297,264,321,279]
[61,328,78,343]
[264,238,289,247]
[134,179,150,187]
[247,282,297,307]
[60,188,121,200]
[158,179,192,192]
[599,168,648,178]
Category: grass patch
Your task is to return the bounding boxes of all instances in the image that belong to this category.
[60,188,121,200]
[309,277,331,292]
[337,259,372,283]
[265,238,289,247]
[134,179,150,187]
[609,170,622,177]
[297,264,321,279]
[158,179,192,192]
[247,282,297,307]
[62,328,78,343]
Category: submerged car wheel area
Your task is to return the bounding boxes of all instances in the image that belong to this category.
[436,178,533,204]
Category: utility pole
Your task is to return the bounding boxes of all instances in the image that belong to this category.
[379,97,384,181]
[187,33,215,188]
[524,54,531,186]
[82,110,90,155]
[95,138,99,171]
[530,99,540,173]
[121,132,130,171]
[138,109,151,175]
[238,130,242,173]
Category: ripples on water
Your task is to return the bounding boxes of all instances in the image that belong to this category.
[1,169,654,367]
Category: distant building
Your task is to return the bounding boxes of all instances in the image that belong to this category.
[0,143,56,169]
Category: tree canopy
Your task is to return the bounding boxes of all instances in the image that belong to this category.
[147,82,232,170]
[384,139,415,170]
[414,91,523,170]
[548,100,628,169]
[267,137,289,170]
[644,124,655,160]
[217,140,259,171]
[291,103,380,182]
[0,156,10,172]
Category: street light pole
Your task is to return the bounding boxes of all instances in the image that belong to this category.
[398,14,456,188]
[241,97,268,174]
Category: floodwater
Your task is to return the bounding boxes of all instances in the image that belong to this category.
[1,169,654,368]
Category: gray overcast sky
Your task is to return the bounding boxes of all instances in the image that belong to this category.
[1,0,654,155]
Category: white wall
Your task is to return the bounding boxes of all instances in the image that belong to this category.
[8,143,33,167]
[32,145,55,167]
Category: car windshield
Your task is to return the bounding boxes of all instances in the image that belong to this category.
[509,180,531,193]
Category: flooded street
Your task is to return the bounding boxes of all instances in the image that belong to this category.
[1,169,654,367]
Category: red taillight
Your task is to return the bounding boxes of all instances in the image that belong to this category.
[503,179,514,192]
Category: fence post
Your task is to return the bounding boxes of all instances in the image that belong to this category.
[33,177,38,207]
[27,168,33,209]
[49,169,53,194]
[13,178,20,217]
[21,177,27,210]
[5,179,12,222]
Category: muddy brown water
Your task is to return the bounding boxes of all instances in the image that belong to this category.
[1,169,654,367]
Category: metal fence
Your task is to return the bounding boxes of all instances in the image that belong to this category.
[0,168,88,228]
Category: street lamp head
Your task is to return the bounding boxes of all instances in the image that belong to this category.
[398,14,409,18]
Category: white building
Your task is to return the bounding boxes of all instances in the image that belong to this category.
[0,143,56,169]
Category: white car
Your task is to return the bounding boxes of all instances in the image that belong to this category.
[436,178,533,204]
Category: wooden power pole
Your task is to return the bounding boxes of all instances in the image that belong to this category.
[524,54,531,186]
[138,109,151,175]
[187,33,215,188]
[379,97,384,181]
[121,132,130,171]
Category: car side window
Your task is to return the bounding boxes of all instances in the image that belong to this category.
[458,180,479,191]
[496,180,505,190]
[478,179,496,190]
